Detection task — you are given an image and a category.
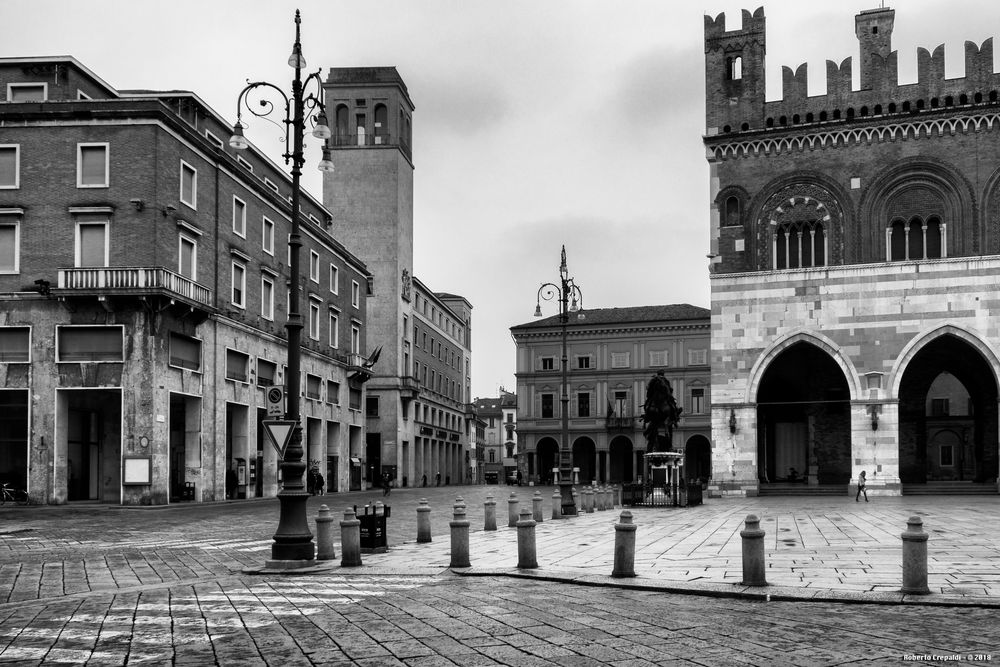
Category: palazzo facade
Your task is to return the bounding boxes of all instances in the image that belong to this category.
[705,7,1000,496]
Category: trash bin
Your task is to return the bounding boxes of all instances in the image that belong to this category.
[358,503,390,553]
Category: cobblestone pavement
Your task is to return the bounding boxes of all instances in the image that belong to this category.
[1,486,999,665]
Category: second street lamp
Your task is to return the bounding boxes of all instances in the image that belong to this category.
[229,9,332,565]
[535,245,584,517]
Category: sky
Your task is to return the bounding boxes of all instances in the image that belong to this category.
[5,0,1000,399]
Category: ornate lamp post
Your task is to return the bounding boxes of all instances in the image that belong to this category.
[534,245,583,517]
[229,10,334,564]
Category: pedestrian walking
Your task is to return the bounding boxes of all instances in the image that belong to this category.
[421,473,427,487]
[855,470,868,502]
[435,471,441,487]
[383,472,392,496]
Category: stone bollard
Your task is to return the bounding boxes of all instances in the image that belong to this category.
[449,502,471,568]
[612,510,637,578]
[455,496,466,511]
[340,507,362,567]
[740,514,767,586]
[901,516,930,595]
[607,485,615,509]
[484,494,497,531]
[532,491,544,522]
[316,504,336,561]
[508,492,519,528]
[551,489,562,520]
[613,484,621,508]
[516,506,538,569]
[581,486,591,513]
[598,485,608,511]
[416,498,432,543]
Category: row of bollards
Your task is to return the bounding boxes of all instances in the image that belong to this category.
[737,513,931,594]
[317,503,932,596]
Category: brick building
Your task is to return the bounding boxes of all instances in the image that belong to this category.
[0,57,370,504]
[705,7,1000,496]
[322,68,473,490]
[511,305,711,485]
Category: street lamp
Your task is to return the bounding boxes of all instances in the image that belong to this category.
[534,245,584,517]
[229,9,332,564]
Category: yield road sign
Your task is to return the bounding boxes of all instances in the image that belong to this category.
[262,419,297,458]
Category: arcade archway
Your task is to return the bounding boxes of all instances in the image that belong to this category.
[756,341,852,487]
[898,334,998,485]
[536,437,559,485]
[685,434,712,483]
[609,436,633,483]
[572,437,596,483]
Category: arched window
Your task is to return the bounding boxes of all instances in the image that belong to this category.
[888,216,944,261]
[374,104,387,143]
[775,220,825,269]
[335,104,349,145]
[727,55,743,81]
[725,196,741,226]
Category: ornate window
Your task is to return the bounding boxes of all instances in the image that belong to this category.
[758,183,842,271]
[774,220,826,269]
[887,215,944,261]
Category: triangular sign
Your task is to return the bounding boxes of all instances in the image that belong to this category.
[262,420,297,458]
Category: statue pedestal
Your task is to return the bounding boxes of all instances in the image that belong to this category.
[644,451,684,506]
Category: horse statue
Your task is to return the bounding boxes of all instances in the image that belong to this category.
[641,370,682,452]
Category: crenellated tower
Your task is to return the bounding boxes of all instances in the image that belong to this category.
[855,7,894,90]
[704,7,766,135]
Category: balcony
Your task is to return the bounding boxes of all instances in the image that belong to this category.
[54,267,213,316]
[606,415,635,431]
[399,375,420,400]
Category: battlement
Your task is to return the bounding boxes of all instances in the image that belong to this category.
[705,6,1000,137]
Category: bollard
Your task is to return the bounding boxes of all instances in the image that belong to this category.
[613,484,621,508]
[611,510,637,578]
[901,516,930,595]
[508,492,519,528]
[455,496,466,511]
[740,514,767,586]
[598,485,607,511]
[316,504,336,561]
[340,507,362,567]
[516,506,538,569]
[484,494,497,531]
[532,491,544,522]
[583,486,593,513]
[449,502,471,568]
[416,498,432,543]
[552,489,562,520]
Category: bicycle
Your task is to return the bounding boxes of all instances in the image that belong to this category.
[0,482,28,506]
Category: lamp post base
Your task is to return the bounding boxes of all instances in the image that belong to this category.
[269,426,315,563]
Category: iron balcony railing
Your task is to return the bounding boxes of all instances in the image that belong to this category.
[56,267,212,307]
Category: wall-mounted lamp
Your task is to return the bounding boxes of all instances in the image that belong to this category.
[728,408,737,434]
[162,204,177,217]
[129,198,145,212]
[870,405,880,431]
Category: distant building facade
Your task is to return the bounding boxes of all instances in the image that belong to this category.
[0,57,370,504]
[322,68,473,489]
[473,388,517,484]
[705,7,1000,496]
[511,305,711,485]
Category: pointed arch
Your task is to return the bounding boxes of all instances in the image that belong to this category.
[747,329,862,402]
[888,323,1000,399]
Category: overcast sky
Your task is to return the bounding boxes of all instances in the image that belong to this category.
[5,1,999,398]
